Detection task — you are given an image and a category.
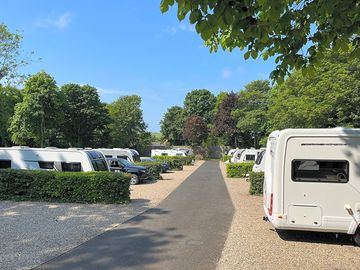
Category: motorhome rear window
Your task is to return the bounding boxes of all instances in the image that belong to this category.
[38,161,54,169]
[292,160,349,183]
[61,162,82,172]
[0,160,11,169]
[245,155,256,161]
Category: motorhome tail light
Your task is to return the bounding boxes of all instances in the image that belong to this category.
[268,193,273,216]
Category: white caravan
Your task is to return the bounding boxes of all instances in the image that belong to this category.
[252,149,266,172]
[231,148,261,163]
[97,148,140,163]
[173,148,193,156]
[227,148,239,156]
[151,149,186,157]
[263,128,360,246]
[0,147,109,172]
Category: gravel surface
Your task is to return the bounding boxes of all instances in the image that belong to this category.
[0,161,203,270]
[217,162,360,270]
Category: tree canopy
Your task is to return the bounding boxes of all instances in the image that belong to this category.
[183,115,209,146]
[161,0,360,82]
[184,89,216,123]
[160,106,186,145]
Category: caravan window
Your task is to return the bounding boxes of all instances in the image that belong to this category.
[0,160,11,169]
[245,155,256,161]
[292,160,349,183]
[61,162,82,172]
[38,161,54,170]
[255,151,265,165]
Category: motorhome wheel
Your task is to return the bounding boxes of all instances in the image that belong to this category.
[130,174,139,185]
[354,229,360,247]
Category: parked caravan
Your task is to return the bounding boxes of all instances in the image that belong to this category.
[97,148,140,163]
[227,148,239,156]
[231,148,261,163]
[0,147,109,172]
[252,149,266,172]
[263,128,360,246]
[151,149,186,157]
[173,148,193,156]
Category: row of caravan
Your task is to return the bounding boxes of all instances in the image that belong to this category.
[150,148,193,157]
[227,148,266,172]
[0,147,140,172]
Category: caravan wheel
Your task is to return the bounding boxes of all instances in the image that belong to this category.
[354,229,360,247]
[130,174,139,185]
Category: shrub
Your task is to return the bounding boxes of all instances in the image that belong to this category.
[0,169,130,204]
[153,156,194,170]
[135,162,162,180]
[226,162,254,177]
[249,171,264,195]
[222,155,232,162]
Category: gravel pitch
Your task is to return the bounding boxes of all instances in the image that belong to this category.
[217,162,360,270]
[0,161,203,270]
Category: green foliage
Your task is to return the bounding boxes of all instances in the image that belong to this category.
[226,162,254,178]
[61,84,111,148]
[135,161,162,180]
[160,106,185,145]
[153,156,194,170]
[268,50,360,129]
[249,172,264,195]
[0,23,31,85]
[161,1,360,82]
[184,89,216,123]
[9,71,63,147]
[222,155,231,163]
[0,86,22,146]
[107,95,151,150]
[234,80,270,148]
[0,169,130,204]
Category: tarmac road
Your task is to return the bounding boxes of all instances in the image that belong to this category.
[35,161,234,270]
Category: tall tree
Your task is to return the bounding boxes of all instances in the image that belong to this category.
[160,106,185,145]
[161,1,360,82]
[61,84,110,147]
[268,50,360,130]
[0,85,22,146]
[213,92,239,146]
[107,95,150,149]
[183,115,209,146]
[234,80,270,148]
[0,23,31,85]
[184,89,216,123]
[9,71,62,147]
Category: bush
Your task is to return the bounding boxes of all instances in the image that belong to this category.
[135,162,162,180]
[0,169,130,204]
[153,156,194,170]
[222,155,232,162]
[226,162,254,177]
[249,171,264,195]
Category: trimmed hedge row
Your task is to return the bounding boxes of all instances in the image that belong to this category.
[226,162,254,177]
[249,172,264,195]
[135,162,162,180]
[153,156,194,170]
[0,169,130,204]
[222,155,232,162]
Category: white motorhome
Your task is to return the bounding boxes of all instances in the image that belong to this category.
[263,128,360,246]
[97,148,140,163]
[252,148,266,172]
[151,149,186,157]
[231,148,261,163]
[0,147,109,172]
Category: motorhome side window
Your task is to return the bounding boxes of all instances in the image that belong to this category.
[292,160,349,183]
[38,161,54,169]
[245,155,255,161]
[61,162,82,172]
[0,160,11,169]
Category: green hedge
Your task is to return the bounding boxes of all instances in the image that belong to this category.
[249,171,264,195]
[135,162,162,180]
[226,162,254,177]
[153,156,193,170]
[0,169,130,204]
[222,155,232,162]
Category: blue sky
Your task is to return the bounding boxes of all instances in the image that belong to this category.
[1,0,276,132]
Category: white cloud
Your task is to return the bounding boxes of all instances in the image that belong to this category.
[34,12,73,30]
[165,23,195,35]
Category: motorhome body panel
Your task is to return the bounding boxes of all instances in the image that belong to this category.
[264,129,360,234]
